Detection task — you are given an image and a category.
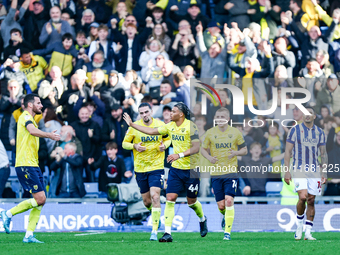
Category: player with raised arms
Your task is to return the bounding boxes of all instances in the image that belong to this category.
[123,102,208,242]
[201,107,247,240]
[0,94,60,243]
[284,106,327,240]
[122,103,171,241]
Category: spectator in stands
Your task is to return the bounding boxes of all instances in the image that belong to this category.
[170,28,199,71]
[149,23,171,52]
[196,21,227,79]
[33,33,77,77]
[280,0,308,35]
[272,37,296,78]
[23,0,50,50]
[225,0,252,31]
[101,104,132,173]
[0,56,29,95]
[244,117,264,143]
[4,28,33,60]
[0,139,10,198]
[73,95,105,127]
[45,66,68,99]
[203,20,225,50]
[0,80,22,151]
[169,3,210,38]
[75,0,110,25]
[161,72,190,108]
[239,142,284,196]
[75,30,90,55]
[111,18,153,74]
[70,106,101,182]
[141,53,165,97]
[100,70,126,116]
[43,107,63,153]
[81,50,113,84]
[152,80,176,118]
[58,73,90,123]
[88,142,131,196]
[107,1,129,32]
[88,68,106,93]
[315,74,340,114]
[248,0,281,40]
[206,89,233,127]
[39,6,75,48]
[316,50,334,78]
[123,80,145,121]
[50,142,86,198]
[297,58,326,102]
[38,80,59,110]
[19,48,49,93]
[87,24,120,70]
[161,60,181,91]
[1,0,30,47]
[76,9,95,36]
[322,116,335,137]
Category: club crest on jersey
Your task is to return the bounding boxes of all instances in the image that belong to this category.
[33,185,38,190]
[228,134,233,138]
[214,135,217,139]
[181,128,186,132]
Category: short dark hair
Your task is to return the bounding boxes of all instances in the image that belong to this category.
[76,30,86,37]
[307,57,317,63]
[24,94,39,108]
[174,102,190,120]
[62,33,73,42]
[161,79,171,85]
[10,28,21,35]
[305,105,315,114]
[152,6,164,13]
[20,48,31,56]
[106,141,118,150]
[141,95,152,103]
[138,102,152,110]
[84,101,97,109]
[291,0,302,8]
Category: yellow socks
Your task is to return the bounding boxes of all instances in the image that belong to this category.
[225,206,235,234]
[27,206,43,232]
[164,201,175,234]
[188,200,205,222]
[219,208,226,215]
[10,198,38,216]
[152,207,161,232]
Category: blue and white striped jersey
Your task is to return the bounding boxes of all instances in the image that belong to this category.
[286,123,326,169]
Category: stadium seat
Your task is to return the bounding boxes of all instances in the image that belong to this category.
[266,182,283,197]
[84,182,99,198]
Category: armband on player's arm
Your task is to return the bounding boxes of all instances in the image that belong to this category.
[122,141,134,150]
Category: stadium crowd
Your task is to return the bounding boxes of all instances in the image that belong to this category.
[0,0,340,201]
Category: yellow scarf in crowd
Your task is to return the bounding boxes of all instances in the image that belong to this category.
[268,135,281,172]
[242,69,257,106]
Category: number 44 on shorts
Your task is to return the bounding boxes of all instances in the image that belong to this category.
[188,184,199,193]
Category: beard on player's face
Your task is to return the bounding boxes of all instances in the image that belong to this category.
[33,105,42,114]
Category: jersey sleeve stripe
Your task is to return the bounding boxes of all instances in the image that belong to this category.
[25,120,33,127]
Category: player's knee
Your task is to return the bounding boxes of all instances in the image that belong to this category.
[225,198,233,207]
[218,204,225,211]
[166,194,177,202]
[151,193,160,204]
[35,194,46,206]
[307,197,315,206]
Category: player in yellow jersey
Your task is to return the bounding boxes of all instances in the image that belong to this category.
[201,107,247,241]
[0,94,60,243]
[123,102,208,242]
[123,103,171,241]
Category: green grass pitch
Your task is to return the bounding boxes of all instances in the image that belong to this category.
[1,232,340,255]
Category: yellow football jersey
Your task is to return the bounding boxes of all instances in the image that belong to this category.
[202,125,245,176]
[15,111,39,167]
[158,119,200,170]
[123,118,170,173]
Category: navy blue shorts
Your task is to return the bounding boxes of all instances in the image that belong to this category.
[135,169,164,194]
[166,167,200,198]
[211,173,238,202]
[15,166,45,194]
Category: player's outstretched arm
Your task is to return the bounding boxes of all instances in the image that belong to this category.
[284,142,294,184]
[319,145,328,184]
[26,124,60,141]
[123,113,160,135]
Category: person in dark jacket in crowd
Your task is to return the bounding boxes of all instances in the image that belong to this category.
[100,70,126,117]
[3,28,34,61]
[70,106,101,182]
[88,142,132,197]
[73,95,106,127]
[101,104,133,173]
[50,142,86,198]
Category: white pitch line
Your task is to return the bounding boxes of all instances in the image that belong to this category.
[74,232,106,236]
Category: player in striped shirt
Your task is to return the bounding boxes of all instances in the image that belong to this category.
[284,106,328,241]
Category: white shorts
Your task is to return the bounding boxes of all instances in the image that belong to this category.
[293,177,322,195]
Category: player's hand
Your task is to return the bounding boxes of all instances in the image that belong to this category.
[50,130,60,141]
[243,186,251,196]
[3,58,13,68]
[162,98,171,105]
[159,141,166,152]
[321,176,327,184]
[167,153,180,164]
[134,142,146,152]
[209,156,218,164]
[88,129,93,138]
[227,149,238,160]
[124,170,133,178]
[123,112,133,126]
[10,139,15,146]
[284,172,292,185]
[196,21,203,36]
[110,129,115,140]
[88,158,94,165]
[170,5,179,11]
